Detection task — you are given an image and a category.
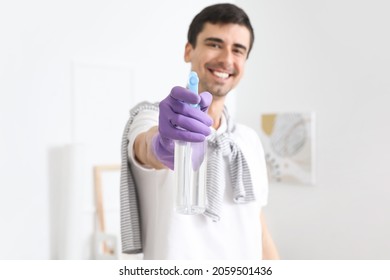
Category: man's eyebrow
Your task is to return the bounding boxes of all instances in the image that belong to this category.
[204,37,224,44]
[204,37,248,52]
[233,43,247,53]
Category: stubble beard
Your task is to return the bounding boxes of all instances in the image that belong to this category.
[200,80,232,99]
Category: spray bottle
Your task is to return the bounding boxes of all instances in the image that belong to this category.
[174,71,207,215]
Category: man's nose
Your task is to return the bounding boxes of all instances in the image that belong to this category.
[217,48,234,68]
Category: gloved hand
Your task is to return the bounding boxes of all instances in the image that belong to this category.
[152,86,213,170]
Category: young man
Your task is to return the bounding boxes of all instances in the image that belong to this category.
[120,3,279,260]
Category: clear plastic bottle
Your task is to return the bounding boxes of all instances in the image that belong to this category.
[174,141,207,214]
[174,72,207,215]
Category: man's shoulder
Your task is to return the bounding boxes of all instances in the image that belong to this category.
[233,122,263,148]
[234,122,258,136]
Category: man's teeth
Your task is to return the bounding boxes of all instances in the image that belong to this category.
[213,71,229,79]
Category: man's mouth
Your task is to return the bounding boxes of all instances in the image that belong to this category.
[209,69,232,79]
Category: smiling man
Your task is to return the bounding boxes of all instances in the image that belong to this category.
[120,3,279,260]
[185,22,249,128]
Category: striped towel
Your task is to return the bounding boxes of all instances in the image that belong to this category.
[204,107,255,222]
[119,102,158,254]
[120,102,255,254]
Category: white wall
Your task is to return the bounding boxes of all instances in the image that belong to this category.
[236,0,390,259]
[0,0,232,259]
[1,0,389,260]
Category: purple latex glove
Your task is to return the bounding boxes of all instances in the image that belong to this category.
[152,86,213,169]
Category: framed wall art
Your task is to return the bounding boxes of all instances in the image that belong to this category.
[260,112,316,185]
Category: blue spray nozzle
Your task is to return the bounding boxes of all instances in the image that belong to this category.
[188,71,199,108]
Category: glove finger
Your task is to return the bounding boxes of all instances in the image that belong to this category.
[170,86,201,105]
[169,99,213,127]
[198,92,213,112]
[162,123,206,142]
[170,114,211,136]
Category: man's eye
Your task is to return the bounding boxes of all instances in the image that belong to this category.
[208,43,221,49]
[233,48,245,55]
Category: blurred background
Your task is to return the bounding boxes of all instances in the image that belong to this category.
[1,0,389,259]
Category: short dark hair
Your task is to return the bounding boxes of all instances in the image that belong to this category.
[187,3,255,57]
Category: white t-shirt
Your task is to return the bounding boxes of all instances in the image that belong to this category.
[128,108,269,259]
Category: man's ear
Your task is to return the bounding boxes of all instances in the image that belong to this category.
[184,42,193,63]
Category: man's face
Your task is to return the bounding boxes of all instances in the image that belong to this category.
[184,22,251,99]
